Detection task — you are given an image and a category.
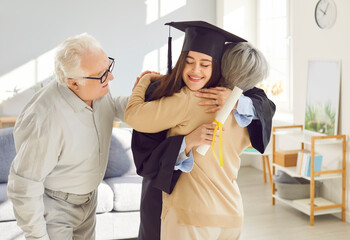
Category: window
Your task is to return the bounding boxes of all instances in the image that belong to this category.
[257,0,291,112]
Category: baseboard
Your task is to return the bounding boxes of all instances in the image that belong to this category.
[241,154,263,170]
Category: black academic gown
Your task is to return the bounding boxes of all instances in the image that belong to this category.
[132,83,276,240]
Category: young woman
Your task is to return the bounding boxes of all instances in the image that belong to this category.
[125,39,271,239]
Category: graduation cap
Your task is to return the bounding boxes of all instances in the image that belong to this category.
[165,20,247,74]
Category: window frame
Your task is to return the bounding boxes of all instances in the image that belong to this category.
[256,0,292,113]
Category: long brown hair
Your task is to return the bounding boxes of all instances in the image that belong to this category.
[150,51,221,101]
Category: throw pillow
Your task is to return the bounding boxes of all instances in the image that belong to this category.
[0,128,16,183]
[104,128,136,179]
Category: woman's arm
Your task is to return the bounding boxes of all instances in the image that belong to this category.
[124,74,190,133]
[132,122,219,194]
[196,86,275,153]
[129,79,225,194]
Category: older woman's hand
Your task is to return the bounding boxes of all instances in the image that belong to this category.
[196,87,237,113]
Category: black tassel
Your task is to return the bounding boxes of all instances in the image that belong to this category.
[167,26,172,74]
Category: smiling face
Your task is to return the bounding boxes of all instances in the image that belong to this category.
[68,49,114,107]
[182,51,213,91]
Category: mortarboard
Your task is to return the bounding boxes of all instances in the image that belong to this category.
[165,21,247,74]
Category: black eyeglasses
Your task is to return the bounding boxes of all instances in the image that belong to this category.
[70,57,115,84]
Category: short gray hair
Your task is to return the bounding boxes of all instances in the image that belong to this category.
[54,33,102,86]
[220,42,268,91]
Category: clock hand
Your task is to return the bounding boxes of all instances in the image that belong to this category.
[319,9,326,15]
[324,3,330,14]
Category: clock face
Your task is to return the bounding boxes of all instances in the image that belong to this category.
[315,0,337,29]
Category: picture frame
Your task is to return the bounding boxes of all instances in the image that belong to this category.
[304,60,341,135]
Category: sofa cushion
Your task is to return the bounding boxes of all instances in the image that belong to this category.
[104,128,137,179]
[0,127,16,183]
[0,183,16,221]
[96,180,114,213]
[105,176,142,212]
[96,211,140,240]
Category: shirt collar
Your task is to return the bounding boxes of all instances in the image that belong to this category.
[57,82,91,112]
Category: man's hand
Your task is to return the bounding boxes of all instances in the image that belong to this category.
[196,87,237,113]
[132,71,161,90]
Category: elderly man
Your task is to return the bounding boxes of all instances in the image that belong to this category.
[7,33,128,240]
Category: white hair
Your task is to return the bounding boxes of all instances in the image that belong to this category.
[220,42,269,91]
[54,33,102,86]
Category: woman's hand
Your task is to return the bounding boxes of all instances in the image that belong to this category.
[196,87,237,113]
[184,123,223,155]
[132,71,162,90]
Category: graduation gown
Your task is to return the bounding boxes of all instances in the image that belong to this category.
[244,87,276,154]
[132,82,275,240]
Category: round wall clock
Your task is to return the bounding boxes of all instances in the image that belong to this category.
[314,0,337,29]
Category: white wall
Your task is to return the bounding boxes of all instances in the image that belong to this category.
[0,0,216,115]
[291,0,350,221]
[217,0,257,44]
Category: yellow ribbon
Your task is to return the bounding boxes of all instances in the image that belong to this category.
[212,120,223,166]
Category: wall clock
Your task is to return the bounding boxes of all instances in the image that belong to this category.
[314,0,337,29]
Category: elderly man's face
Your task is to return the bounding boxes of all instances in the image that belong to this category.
[69,49,114,107]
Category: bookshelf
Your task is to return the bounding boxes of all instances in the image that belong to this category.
[271,125,346,226]
[273,195,342,216]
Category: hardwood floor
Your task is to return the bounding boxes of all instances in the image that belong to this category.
[238,167,350,240]
[124,166,350,240]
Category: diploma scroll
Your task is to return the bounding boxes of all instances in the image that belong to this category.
[196,86,243,156]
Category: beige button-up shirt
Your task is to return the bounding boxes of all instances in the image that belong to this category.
[7,80,128,239]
